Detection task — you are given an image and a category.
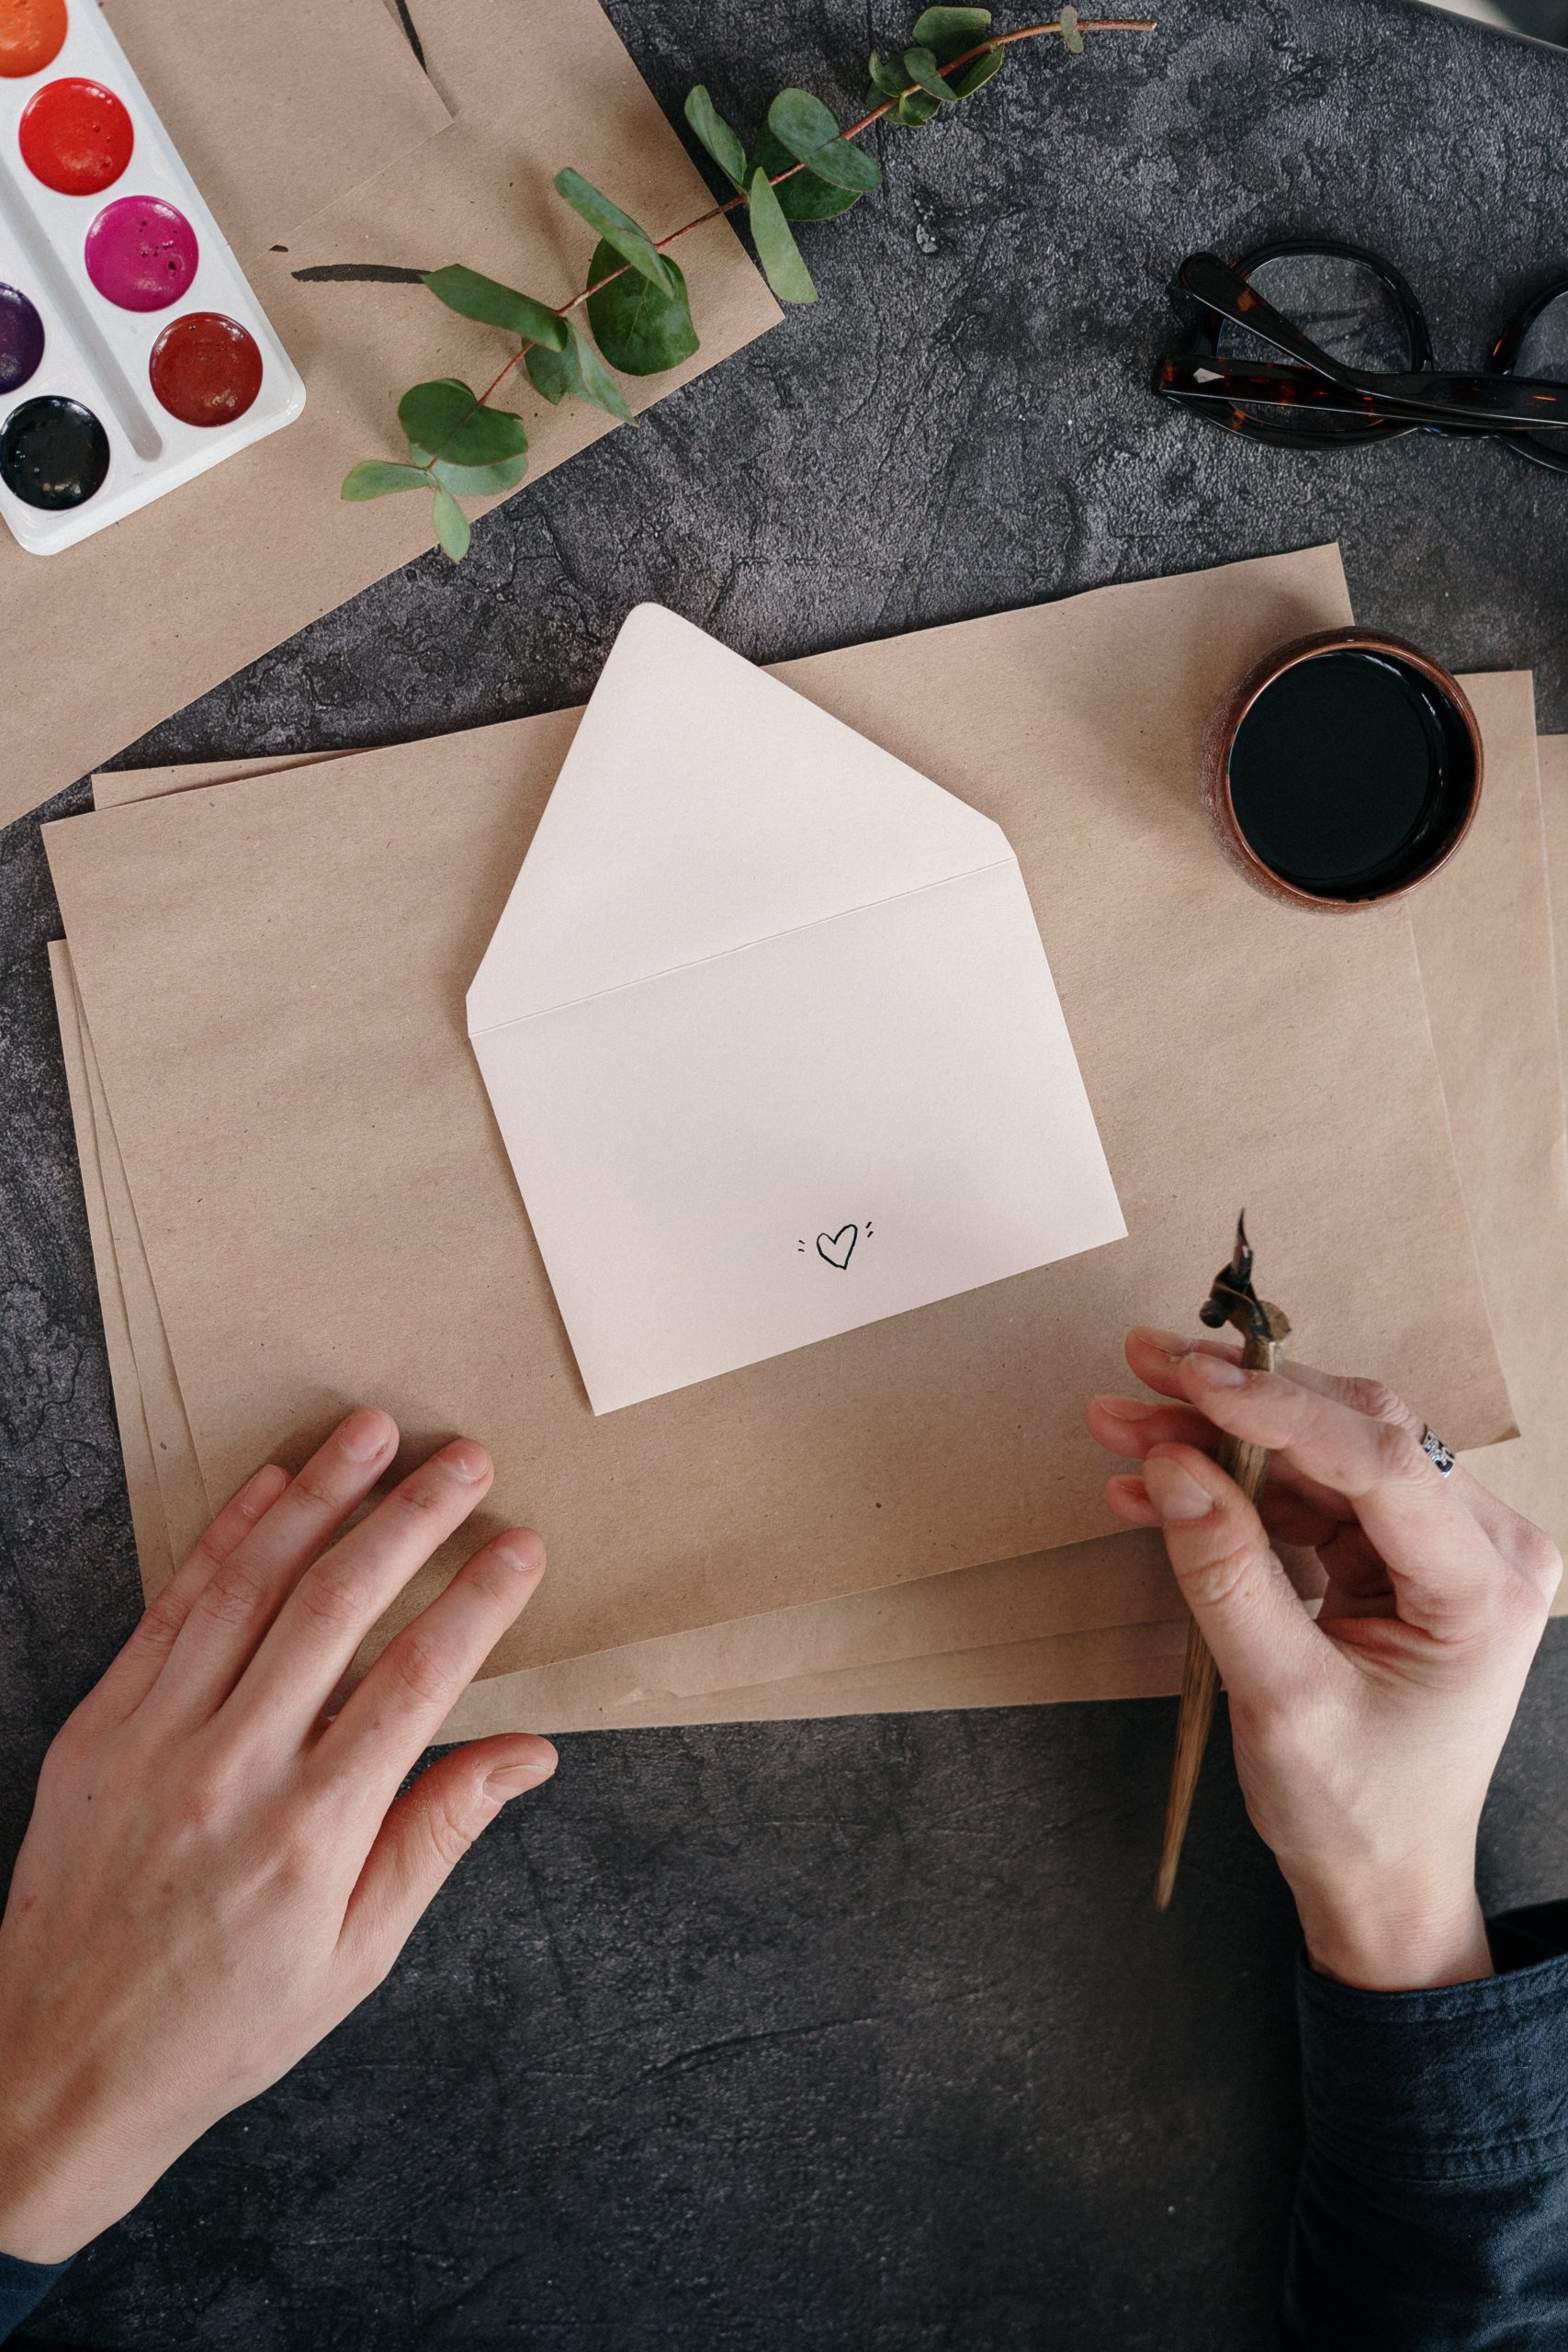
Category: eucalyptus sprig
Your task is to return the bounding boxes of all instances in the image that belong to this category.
[342,7,1156,560]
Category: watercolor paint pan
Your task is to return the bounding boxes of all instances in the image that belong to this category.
[0,0,304,555]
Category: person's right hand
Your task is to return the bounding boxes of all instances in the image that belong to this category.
[1088,1329,1562,1990]
[0,1408,556,2267]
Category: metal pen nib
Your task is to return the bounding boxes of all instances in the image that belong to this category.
[1199,1211,1288,1350]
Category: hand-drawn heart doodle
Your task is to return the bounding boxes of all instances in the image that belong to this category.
[817,1224,857,1270]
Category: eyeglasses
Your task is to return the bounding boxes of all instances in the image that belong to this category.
[1156,238,1568,474]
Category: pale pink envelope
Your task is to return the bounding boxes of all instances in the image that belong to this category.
[466,605,1126,1414]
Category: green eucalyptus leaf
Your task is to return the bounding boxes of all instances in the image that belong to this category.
[396,379,528,464]
[567,319,637,424]
[765,89,881,191]
[901,45,953,101]
[525,343,575,403]
[433,484,471,561]
[585,238,698,374]
[750,123,862,219]
[526,323,626,417]
[341,458,431,500]
[682,85,748,188]
[554,166,677,298]
[764,86,838,151]
[866,51,908,99]
[895,88,942,126]
[1059,4,1085,52]
[747,165,817,303]
[409,443,529,495]
[950,43,1006,96]
[422,266,567,349]
[910,6,991,63]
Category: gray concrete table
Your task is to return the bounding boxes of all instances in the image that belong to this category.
[5,2,1568,2342]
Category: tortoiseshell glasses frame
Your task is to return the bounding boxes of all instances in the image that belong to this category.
[1156,236,1568,475]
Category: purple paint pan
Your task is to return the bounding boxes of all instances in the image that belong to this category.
[0,281,43,390]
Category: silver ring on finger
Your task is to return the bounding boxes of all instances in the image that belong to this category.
[1420,1426,1457,1476]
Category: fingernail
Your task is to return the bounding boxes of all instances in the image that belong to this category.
[339,1408,394,1462]
[1093,1395,1156,1423]
[492,1529,545,1576]
[1143,1455,1214,1522]
[239,1464,287,1516]
[485,1742,558,1800]
[1131,1327,1190,1359]
[446,1440,491,1483]
[1186,1353,1247,1389]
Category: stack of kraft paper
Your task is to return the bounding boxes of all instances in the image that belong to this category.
[40,543,1568,1739]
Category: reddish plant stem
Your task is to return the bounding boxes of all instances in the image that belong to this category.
[450,17,1155,427]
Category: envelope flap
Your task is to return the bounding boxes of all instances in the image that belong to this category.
[467,605,1010,1033]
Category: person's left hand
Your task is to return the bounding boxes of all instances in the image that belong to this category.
[0,1409,555,2265]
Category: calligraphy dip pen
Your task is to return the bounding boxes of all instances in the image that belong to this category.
[1155,1215,1292,1910]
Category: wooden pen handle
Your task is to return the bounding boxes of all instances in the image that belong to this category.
[1154,1331,1279,1910]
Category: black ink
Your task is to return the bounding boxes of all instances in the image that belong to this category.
[391,0,428,72]
[1230,650,1475,897]
[817,1225,857,1271]
[290,264,429,286]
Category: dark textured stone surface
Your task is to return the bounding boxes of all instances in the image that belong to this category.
[5,1,1568,2343]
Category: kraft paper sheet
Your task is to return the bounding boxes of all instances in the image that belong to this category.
[439,1621,1192,1736]
[45,547,1514,1696]
[103,0,452,260]
[53,680,1568,1734]
[54,670,1568,1736]
[51,936,1190,1725]
[51,944,175,1595]
[1408,681,1568,1557]
[79,1012,212,1567]
[452,677,1568,1714]
[1539,737,1568,1075]
[2,0,780,826]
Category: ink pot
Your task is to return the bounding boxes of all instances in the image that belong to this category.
[1202,628,1483,911]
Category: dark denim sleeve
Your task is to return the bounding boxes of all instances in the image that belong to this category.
[0,2248,73,2343]
[1285,1900,1568,2350]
